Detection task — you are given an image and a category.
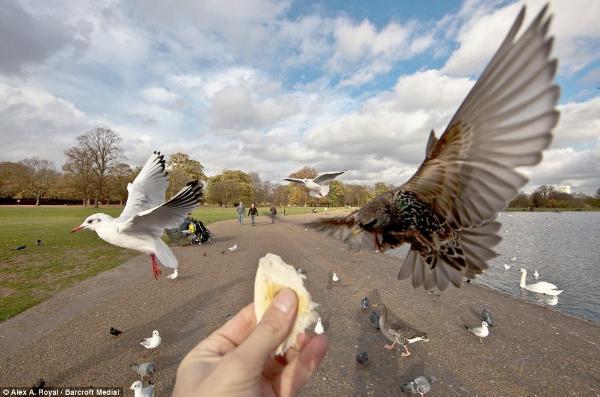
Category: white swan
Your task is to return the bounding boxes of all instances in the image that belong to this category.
[519,269,563,296]
[539,295,558,306]
[503,264,511,270]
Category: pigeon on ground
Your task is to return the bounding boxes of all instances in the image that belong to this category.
[32,378,45,394]
[355,351,369,366]
[35,239,43,246]
[140,330,161,349]
[308,5,559,292]
[15,245,26,251]
[283,171,347,198]
[314,317,324,335]
[130,363,156,380]
[228,244,238,252]
[109,327,123,336]
[482,308,493,327]
[369,311,380,330]
[401,375,434,396]
[360,297,369,310]
[375,303,429,357]
[71,151,202,279]
[130,380,154,397]
[465,321,489,341]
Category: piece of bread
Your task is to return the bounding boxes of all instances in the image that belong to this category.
[254,253,319,355]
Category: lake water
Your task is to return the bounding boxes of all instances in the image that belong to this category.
[392,212,600,323]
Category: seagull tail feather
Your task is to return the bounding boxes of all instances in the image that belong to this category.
[154,239,178,269]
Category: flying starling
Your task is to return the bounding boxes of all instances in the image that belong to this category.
[310,5,559,292]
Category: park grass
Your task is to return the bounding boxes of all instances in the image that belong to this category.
[0,205,342,321]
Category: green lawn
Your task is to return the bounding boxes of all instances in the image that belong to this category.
[0,205,343,321]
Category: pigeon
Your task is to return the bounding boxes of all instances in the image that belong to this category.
[15,245,26,251]
[109,327,123,336]
[130,380,154,397]
[360,297,369,310]
[32,378,45,394]
[355,351,369,365]
[314,317,325,335]
[332,272,339,282]
[533,269,540,279]
[140,330,161,349]
[375,303,429,357]
[482,308,493,327]
[35,239,43,246]
[166,269,178,279]
[71,151,203,279]
[228,244,238,252]
[401,376,434,396]
[283,171,347,198]
[308,5,559,292]
[369,311,380,330]
[465,321,490,341]
[130,363,156,380]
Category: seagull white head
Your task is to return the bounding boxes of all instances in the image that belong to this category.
[152,330,159,337]
[481,321,489,328]
[130,381,142,391]
[519,268,526,273]
[71,213,112,233]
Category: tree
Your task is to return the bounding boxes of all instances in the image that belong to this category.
[107,163,138,205]
[206,170,253,206]
[509,192,530,208]
[63,146,95,206]
[19,157,58,206]
[78,127,125,207]
[324,180,346,207]
[596,187,600,198]
[0,162,29,198]
[167,153,206,198]
[372,182,393,197]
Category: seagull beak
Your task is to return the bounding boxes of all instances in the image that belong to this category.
[71,225,85,233]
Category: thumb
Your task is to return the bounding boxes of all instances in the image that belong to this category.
[235,289,298,366]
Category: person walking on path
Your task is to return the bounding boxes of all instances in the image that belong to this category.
[269,204,277,224]
[236,202,245,225]
[248,203,258,225]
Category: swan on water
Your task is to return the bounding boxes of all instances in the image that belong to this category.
[519,269,563,296]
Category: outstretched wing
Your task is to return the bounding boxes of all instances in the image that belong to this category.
[120,151,169,220]
[283,177,305,185]
[121,181,203,237]
[402,5,559,228]
[313,171,346,185]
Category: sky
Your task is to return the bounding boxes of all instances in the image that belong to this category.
[0,0,599,193]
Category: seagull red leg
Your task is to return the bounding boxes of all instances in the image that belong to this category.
[150,254,161,279]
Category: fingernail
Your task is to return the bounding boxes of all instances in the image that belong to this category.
[273,289,296,314]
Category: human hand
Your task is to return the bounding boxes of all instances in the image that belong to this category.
[173,289,328,397]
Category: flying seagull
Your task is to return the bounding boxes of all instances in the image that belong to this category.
[71,151,203,279]
[309,5,559,292]
[283,171,346,198]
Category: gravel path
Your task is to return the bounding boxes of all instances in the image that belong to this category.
[0,212,598,396]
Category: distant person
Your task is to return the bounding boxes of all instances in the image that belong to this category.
[248,203,258,225]
[180,212,194,232]
[236,202,245,224]
[269,204,277,224]
[283,208,286,216]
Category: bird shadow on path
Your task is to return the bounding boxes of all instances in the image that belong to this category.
[50,277,245,386]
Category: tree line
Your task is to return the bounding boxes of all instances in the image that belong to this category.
[1,127,599,209]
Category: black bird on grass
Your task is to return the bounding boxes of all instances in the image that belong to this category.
[109,327,123,336]
[355,351,369,366]
[309,5,559,292]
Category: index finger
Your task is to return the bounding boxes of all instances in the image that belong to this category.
[200,304,258,355]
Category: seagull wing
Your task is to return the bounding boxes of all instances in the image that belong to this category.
[313,171,346,185]
[283,177,305,185]
[402,5,558,228]
[120,181,203,236]
[120,151,169,220]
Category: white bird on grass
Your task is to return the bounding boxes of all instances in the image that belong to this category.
[283,171,346,198]
[519,269,563,296]
[71,152,202,279]
[130,380,154,397]
[533,269,539,279]
[140,330,161,349]
[465,321,489,341]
